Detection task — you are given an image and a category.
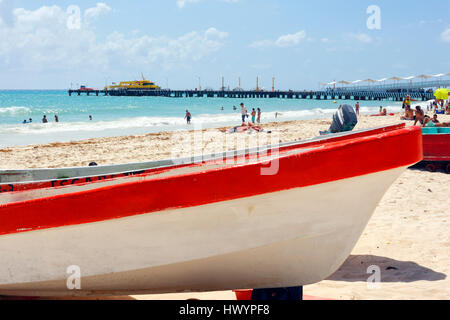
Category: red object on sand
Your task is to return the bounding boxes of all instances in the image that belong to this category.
[233,289,334,301]
[422,133,450,162]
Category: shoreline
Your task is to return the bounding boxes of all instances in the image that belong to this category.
[3,113,444,169]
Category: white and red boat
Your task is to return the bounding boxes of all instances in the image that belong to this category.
[0,125,422,297]
[0,123,407,186]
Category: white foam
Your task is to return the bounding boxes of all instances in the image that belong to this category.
[0,106,32,115]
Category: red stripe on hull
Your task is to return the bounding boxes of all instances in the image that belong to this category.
[0,126,422,236]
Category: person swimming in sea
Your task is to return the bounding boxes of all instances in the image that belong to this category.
[55,115,59,123]
[42,115,48,123]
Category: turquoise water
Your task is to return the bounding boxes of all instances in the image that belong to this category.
[0,90,403,147]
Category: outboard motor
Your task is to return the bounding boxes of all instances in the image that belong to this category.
[321,104,358,135]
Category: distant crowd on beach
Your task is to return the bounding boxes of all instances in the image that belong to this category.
[400,94,450,127]
[184,103,264,127]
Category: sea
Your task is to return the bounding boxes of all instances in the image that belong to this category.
[0,90,405,148]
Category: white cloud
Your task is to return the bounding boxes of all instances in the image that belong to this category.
[0,4,229,72]
[177,0,201,8]
[250,30,307,48]
[177,0,239,8]
[348,33,372,43]
[441,28,450,42]
[0,0,15,26]
[84,2,111,21]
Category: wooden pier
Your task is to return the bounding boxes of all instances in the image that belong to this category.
[68,88,439,101]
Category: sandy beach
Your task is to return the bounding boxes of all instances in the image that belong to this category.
[1,113,449,300]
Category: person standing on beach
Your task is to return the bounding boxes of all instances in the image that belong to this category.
[257,108,261,124]
[355,102,360,116]
[251,109,256,124]
[240,103,247,124]
[42,115,48,123]
[185,110,192,124]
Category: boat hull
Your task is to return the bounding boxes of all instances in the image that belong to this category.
[0,167,404,297]
[0,126,422,296]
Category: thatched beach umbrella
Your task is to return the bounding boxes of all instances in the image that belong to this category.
[338,80,351,89]
[389,76,403,88]
[363,79,377,90]
[416,74,432,88]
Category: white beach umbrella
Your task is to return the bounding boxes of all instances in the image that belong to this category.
[433,74,445,88]
[351,80,363,90]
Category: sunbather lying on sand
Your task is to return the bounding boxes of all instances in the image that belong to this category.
[228,123,264,134]
[371,109,391,116]
[423,116,450,127]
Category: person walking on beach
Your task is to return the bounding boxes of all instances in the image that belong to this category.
[185,110,192,124]
[402,95,417,109]
[42,115,48,123]
[257,108,261,124]
[355,102,360,116]
[55,115,59,123]
[240,103,248,124]
[251,109,256,124]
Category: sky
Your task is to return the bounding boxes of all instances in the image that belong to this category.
[0,0,449,90]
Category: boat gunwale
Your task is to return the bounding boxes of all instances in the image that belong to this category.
[1,124,407,194]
